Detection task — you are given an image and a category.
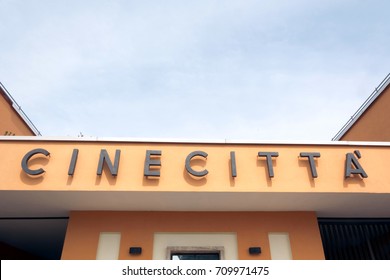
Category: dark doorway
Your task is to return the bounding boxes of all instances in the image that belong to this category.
[318,218,390,260]
[0,217,68,260]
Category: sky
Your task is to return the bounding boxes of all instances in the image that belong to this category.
[1,0,389,141]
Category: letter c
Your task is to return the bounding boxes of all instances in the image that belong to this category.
[185,151,208,177]
[21,148,50,176]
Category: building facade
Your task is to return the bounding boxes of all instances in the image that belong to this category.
[1,75,390,260]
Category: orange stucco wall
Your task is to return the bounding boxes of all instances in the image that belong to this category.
[1,139,390,193]
[341,84,390,141]
[61,211,324,260]
[1,139,388,260]
[0,92,35,136]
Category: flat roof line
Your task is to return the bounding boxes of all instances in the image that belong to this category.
[1,135,390,147]
[332,73,390,141]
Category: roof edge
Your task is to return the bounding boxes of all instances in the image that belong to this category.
[332,73,390,141]
[0,82,41,136]
[1,135,390,147]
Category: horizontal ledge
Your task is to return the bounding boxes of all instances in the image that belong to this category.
[1,136,390,147]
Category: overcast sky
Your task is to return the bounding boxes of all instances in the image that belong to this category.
[1,0,389,140]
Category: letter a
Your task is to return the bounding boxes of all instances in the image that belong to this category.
[345,151,368,178]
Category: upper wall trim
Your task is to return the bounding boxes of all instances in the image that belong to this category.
[1,135,390,147]
[332,73,390,141]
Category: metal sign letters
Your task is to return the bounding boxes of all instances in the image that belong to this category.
[20,148,369,181]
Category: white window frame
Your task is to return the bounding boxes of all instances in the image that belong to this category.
[167,246,225,260]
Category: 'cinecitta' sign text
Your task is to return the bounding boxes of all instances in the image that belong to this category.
[21,148,368,180]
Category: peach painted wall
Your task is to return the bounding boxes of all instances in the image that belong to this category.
[341,84,390,141]
[61,211,324,260]
[0,92,35,136]
[1,139,389,194]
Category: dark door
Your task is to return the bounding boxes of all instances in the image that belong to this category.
[319,218,390,260]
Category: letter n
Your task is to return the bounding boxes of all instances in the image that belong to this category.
[97,149,121,176]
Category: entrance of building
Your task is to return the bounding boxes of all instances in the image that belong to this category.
[153,233,237,260]
[319,218,390,260]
